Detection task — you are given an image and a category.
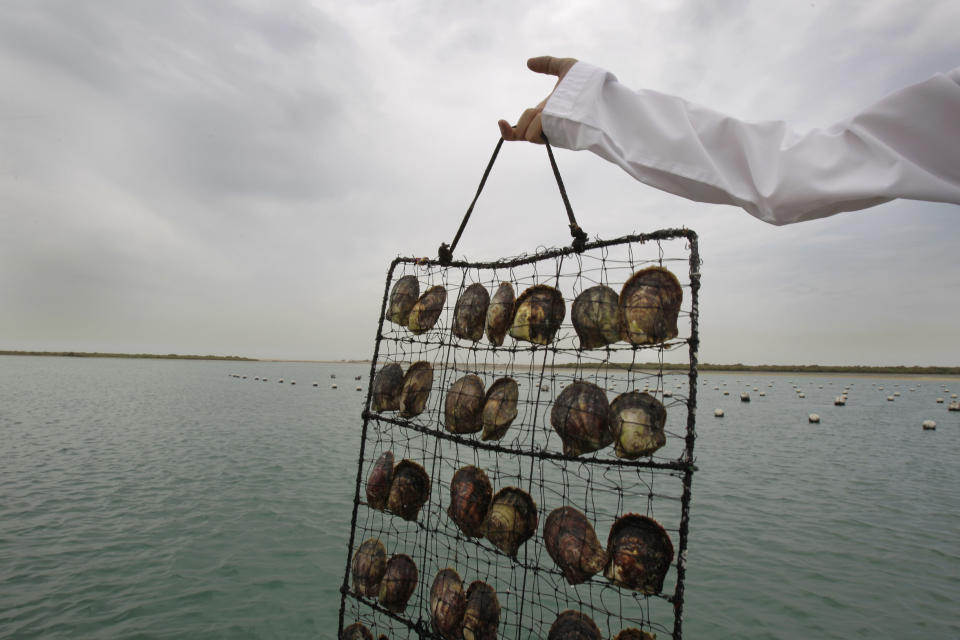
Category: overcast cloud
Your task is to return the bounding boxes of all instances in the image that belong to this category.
[1,0,957,365]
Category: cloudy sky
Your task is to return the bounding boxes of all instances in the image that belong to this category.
[1,0,957,365]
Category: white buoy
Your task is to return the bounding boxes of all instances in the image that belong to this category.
[740,392,750,402]
[922,420,936,430]
[834,396,845,406]
[887,395,895,401]
[714,408,724,417]
[809,413,820,423]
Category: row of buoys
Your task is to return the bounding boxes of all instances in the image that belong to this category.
[228,374,362,390]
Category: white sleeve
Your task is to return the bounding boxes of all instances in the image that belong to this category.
[541,62,960,225]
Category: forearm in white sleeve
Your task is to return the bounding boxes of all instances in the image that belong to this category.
[542,62,960,225]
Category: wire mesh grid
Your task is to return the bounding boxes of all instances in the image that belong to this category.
[339,229,700,640]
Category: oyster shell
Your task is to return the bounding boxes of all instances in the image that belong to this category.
[350,538,387,597]
[371,363,404,412]
[378,553,418,613]
[444,374,485,434]
[572,285,621,349]
[399,361,433,418]
[547,610,602,640]
[613,629,657,640]
[543,506,608,585]
[430,568,466,640]
[365,450,394,510]
[604,514,674,594]
[509,284,565,345]
[341,622,374,640]
[387,459,430,521]
[608,391,667,459]
[463,581,500,640]
[485,282,516,346]
[481,377,519,441]
[387,275,419,327]
[550,381,612,456]
[452,283,490,342]
[447,465,493,538]
[483,486,538,556]
[408,285,447,334]
[619,267,683,345]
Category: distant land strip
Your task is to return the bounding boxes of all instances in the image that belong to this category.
[555,362,960,375]
[1,351,957,375]
[0,350,255,361]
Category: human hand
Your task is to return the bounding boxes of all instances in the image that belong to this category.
[498,56,578,143]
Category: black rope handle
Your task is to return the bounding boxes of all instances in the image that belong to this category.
[438,135,587,264]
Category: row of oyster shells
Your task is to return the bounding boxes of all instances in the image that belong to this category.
[365,458,673,593]
[387,266,683,349]
[373,364,669,460]
[349,538,418,613]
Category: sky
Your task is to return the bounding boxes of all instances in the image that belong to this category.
[1,0,957,365]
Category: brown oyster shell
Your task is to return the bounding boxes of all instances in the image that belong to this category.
[399,361,433,418]
[509,284,565,345]
[483,486,538,556]
[452,283,490,342]
[572,285,621,349]
[371,363,404,412]
[409,285,447,334]
[613,629,657,640]
[444,374,486,434]
[619,267,683,345]
[463,581,500,640]
[430,568,466,640]
[481,377,519,441]
[543,506,609,585]
[447,465,493,538]
[341,622,374,640]
[608,391,667,459]
[604,514,674,594]
[350,538,387,597]
[485,282,516,346]
[387,275,419,327]
[377,553,418,613]
[550,381,612,456]
[547,610,602,640]
[365,450,394,510]
[387,459,430,521]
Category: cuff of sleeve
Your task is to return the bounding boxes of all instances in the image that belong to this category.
[544,62,612,122]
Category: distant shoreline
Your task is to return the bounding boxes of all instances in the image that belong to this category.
[0,350,255,361]
[2,350,958,376]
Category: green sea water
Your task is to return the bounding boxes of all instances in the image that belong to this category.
[1,356,958,638]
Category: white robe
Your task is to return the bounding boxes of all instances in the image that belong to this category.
[542,63,960,225]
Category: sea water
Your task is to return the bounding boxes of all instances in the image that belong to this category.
[1,356,958,639]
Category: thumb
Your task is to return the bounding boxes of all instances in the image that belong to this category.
[527,56,578,79]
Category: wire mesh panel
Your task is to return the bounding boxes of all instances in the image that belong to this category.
[339,229,700,640]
